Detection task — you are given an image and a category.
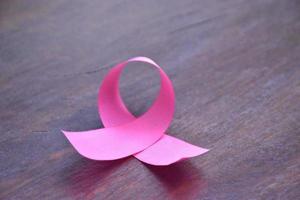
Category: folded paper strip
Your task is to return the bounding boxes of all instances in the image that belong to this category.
[62,57,209,166]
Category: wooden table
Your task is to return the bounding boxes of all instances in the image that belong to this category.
[1,0,299,199]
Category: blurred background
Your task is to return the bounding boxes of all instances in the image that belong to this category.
[1,0,300,200]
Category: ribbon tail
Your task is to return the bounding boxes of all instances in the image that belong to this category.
[134,135,209,166]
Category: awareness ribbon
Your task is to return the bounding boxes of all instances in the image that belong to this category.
[62,57,208,165]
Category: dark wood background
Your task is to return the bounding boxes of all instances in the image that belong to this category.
[1,0,299,199]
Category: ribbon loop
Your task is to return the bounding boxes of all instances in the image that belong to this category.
[98,57,174,134]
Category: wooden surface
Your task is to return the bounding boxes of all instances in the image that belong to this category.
[1,0,300,199]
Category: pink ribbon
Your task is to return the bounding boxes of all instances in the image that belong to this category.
[62,57,208,165]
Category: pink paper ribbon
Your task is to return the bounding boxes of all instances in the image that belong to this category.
[62,57,208,165]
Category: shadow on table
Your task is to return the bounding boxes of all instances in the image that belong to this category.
[60,157,128,199]
[144,160,206,199]
[60,156,205,199]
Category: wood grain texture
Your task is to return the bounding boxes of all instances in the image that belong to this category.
[1,0,300,199]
